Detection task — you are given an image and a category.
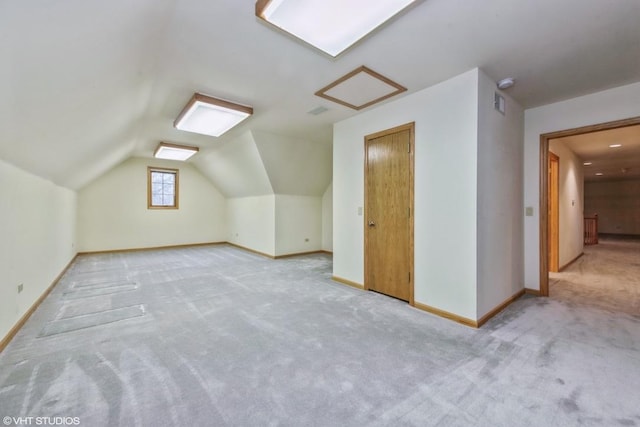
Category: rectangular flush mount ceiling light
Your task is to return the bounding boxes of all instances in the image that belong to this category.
[154,142,199,161]
[255,0,418,57]
[174,93,253,138]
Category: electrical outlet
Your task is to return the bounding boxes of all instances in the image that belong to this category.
[305,238,310,242]
[18,283,23,293]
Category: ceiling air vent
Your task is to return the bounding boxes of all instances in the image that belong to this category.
[307,106,329,115]
[494,92,505,115]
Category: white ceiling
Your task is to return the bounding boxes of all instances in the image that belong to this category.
[1,0,639,190]
[552,124,640,182]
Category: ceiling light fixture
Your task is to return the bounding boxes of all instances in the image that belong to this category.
[154,142,199,161]
[583,162,592,166]
[497,78,515,90]
[256,0,418,57]
[174,93,253,138]
[595,172,604,176]
[609,143,622,148]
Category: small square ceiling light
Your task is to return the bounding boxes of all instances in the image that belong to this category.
[154,142,199,161]
[255,0,418,57]
[174,93,253,138]
[315,66,407,110]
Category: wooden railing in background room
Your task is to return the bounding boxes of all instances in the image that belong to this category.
[584,214,598,245]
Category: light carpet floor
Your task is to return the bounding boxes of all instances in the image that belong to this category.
[0,242,639,426]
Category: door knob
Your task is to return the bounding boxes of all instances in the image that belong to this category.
[368,221,376,227]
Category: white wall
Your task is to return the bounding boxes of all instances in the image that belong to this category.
[524,81,640,290]
[77,157,227,252]
[334,69,479,320]
[0,159,76,339]
[275,195,322,256]
[227,194,324,257]
[476,70,525,318]
[322,183,333,252]
[227,195,275,256]
[585,179,640,235]
[194,130,330,258]
[549,139,584,267]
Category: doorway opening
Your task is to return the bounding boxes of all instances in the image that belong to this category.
[364,122,415,304]
[539,116,640,296]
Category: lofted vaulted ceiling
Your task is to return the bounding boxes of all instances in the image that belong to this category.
[1,0,639,190]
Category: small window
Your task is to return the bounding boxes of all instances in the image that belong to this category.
[148,167,179,209]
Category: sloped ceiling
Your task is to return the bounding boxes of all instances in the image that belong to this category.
[193,131,272,198]
[193,130,332,198]
[1,1,639,190]
[253,131,332,196]
[0,0,174,188]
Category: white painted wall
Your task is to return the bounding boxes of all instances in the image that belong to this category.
[334,69,479,320]
[0,159,76,339]
[77,157,227,252]
[524,81,640,290]
[549,139,584,267]
[227,194,324,257]
[476,70,524,318]
[275,195,322,256]
[227,195,275,256]
[585,179,640,235]
[322,183,333,252]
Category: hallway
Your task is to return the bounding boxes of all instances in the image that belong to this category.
[549,236,640,317]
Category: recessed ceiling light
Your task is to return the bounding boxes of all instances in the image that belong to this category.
[583,162,592,166]
[609,144,622,148]
[595,172,604,176]
[154,142,199,161]
[174,93,253,138]
[497,78,515,90]
[256,0,418,57]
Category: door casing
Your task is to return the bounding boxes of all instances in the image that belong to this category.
[538,116,640,296]
[548,151,560,273]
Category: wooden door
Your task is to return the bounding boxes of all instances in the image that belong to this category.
[548,152,559,272]
[364,123,414,303]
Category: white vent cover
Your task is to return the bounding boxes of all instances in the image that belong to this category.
[494,92,505,115]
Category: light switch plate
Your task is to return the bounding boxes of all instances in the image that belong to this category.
[525,206,534,216]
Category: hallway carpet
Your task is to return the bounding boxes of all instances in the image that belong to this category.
[0,243,638,426]
[550,235,640,316]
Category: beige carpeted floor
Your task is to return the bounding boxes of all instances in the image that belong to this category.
[0,240,638,426]
[550,235,640,317]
